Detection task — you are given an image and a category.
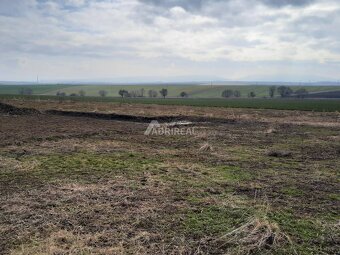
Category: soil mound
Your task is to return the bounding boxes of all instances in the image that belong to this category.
[0,102,39,115]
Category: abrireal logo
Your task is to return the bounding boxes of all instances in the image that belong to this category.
[144,120,161,135]
[144,120,195,136]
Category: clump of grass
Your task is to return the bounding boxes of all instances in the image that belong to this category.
[212,198,297,255]
[281,187,304,196]
[199,143,213,152]
[214,216,296,254]
[265,127,277,134]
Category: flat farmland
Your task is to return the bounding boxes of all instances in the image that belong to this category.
[0,99,339,254]
[1,84,340,98]
[1,94,340,112]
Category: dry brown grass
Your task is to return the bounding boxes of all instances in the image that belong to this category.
[1,100,339,254]
[214,216,296,255]
[0,155,40,172]
[1,177,197,255]
[265,127,277,134]
[199,143,213,152]
[11,232,209,255]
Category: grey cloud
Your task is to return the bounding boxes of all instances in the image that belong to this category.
[139,0,206,11]
[0,0,36,16]
[137,0,256,28]
[283,7,340,46]
[1,0,340,82]
[139,0,316,11]
[137,0,316,29]
[261,0,316,7]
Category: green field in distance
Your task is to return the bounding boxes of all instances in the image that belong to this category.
[1,84,340,98]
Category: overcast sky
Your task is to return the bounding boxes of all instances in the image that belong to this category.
[1,0,340,82]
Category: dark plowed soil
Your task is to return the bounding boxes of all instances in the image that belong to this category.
[0,102,40,115]
[304,90,340,98]
[45,109,237,124]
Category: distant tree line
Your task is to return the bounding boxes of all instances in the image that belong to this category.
[268,86,309,98]
[118,88,145,98]
[54,88,191,99]
[53,86,309,99]
[117,88,181,99]
[220,86,309,99]
[56,90,86,97]
[221,89,243,98]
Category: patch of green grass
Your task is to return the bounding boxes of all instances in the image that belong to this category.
[183,206,249,236]
[267,159,301,169]
[225,146,257,160]
[217,165,252,183]
[328,193,340,201]
[0,152,160,187]
[281,187,304,196]
[2,93,340,111]
[36,152,159,178]
[0,84,71,95]
[269,211,333,254]
[296,125,340,136]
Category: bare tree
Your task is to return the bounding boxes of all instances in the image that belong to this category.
[233,90,241,97]
[269,86,276,98]
[98,90,108,97]
[148,90,158,98]
[119,89,128,98]
[277,86,293,97]
[159,88,168,98]
[180,91,188,98]
[222,89,233,98]
[248,91,256,98]
[130,90,137,97]
[118,89,124,98]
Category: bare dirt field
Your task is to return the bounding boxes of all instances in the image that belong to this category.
[0,99,339,254]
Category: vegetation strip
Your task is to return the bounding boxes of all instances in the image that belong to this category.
[1,94,340,112]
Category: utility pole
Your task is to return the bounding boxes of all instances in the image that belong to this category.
[36,75,39,84]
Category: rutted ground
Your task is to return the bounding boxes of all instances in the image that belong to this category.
[0,100,339,254]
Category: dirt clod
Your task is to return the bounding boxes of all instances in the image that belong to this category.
[267,150,292,157]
